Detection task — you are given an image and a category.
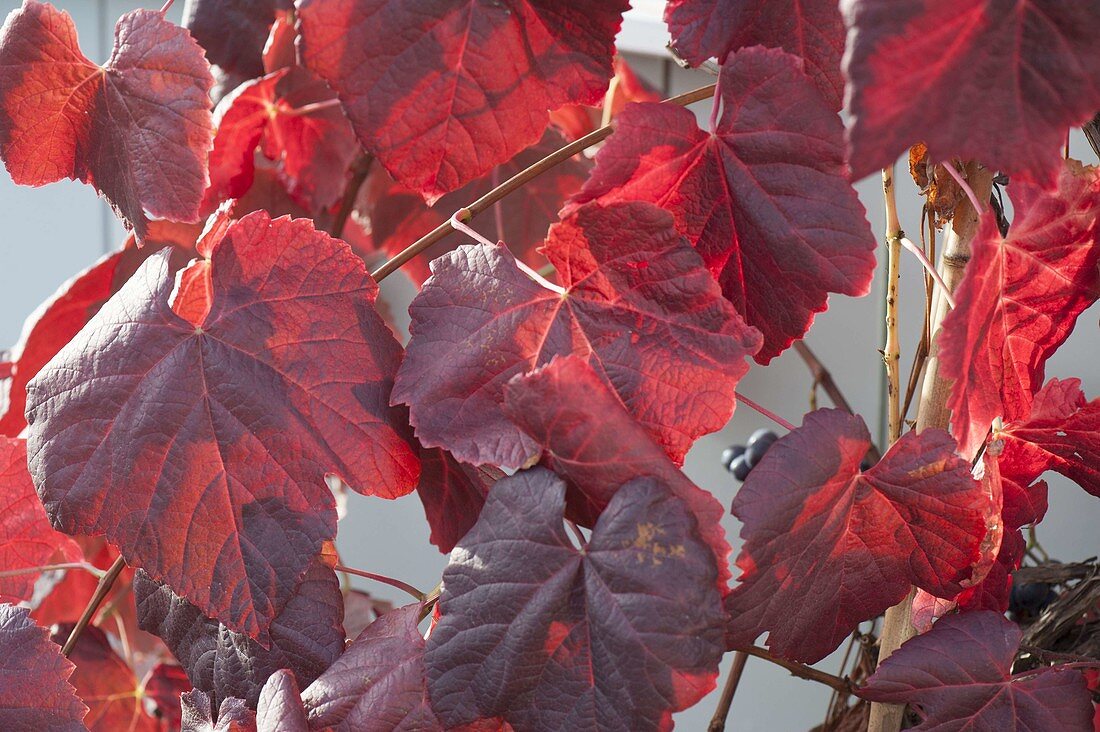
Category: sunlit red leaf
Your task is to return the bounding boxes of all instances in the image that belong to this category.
[363,128,591,285]
[0,223,199,436]
[55,624,157,731]
[843,0,1100,182]
[665,0,845,107]
[26,211,419,638]
[425,468,725,730]
[262,12,297,75]
[298,0,627,201]
[726,410,989,663]
[997,378,1100,499]
[134,560,344,709]
[181,690,255,732]
[0,1,214,238]
[416,447,502,554]
[0,603,86,731]
[205,67,358,212]
[503,355,733,593]
[0,437,80,602]
[940,163,1100,459]
[394,201,761,468]
[301,603,441,731]
[858,611,1094,730]
[571,48,875,361]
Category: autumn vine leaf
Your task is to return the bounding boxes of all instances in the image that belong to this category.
[571,47,876,362]
[425,468,726,730]
[184,0,290,81]
[0,1,215,238]
[0,604,87,731]
[726,409,989,664]
[858,612,1095,730]
[664,0,846,108]
[415,447,502,555]
[939,162,1100,459]
[56,624,160,731]
[394,200,762,468]
[26,211,419,639]
[843,0,1100,182]
[0,437,81,603]
[204,66,359,213]
[297,0,628,201]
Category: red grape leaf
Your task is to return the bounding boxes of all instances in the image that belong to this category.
[996,378,1100,499]
[182,691,256,732]
[664,0,845,108]
[229,161,317,222]
[394,200,762,468]
[843,0,1100,183]
[858,611,1094,730]
[957,529,1027,614]
[134,561,344,709]
[0,223,199,437]
[0,437,81,602]
[570,48,876,362]
[262,12,297,75]
[363,128,591,286]
[300,603,442,731]
[416,447,502,554]
[0,1,214,238]
[726,409,989,663]
[939,163,1100,459]
[205,67,358,212]
[256,671,307,732]
[26,211,419,638]
[141,663,190,730]
[424,467,725,731]
[548,56,660,141]
[340,588,393,642]
[503,355,733,593]
[55,624,157,732]
[0,603,86,731]
[184,0,289,80]
[297,0,627,201]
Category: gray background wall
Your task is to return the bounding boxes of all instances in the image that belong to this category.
[1,2,1096,729]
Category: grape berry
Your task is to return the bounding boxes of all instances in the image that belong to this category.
[1008,581,1057,623]
[723,429,778,482]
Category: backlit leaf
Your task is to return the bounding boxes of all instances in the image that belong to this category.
[26,211,419,638]
[394,200,761,468]
[425,468,725,730]
[297,0,627,200]
[858,611,1094,730]
[843,0,1100,182]
[0,1,214,237]
[940,163,1100,459]
[726,409,989,663]
[571,48,875,361]
[55,624,157,732]
[416,447,502,554]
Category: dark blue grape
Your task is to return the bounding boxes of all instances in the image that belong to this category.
[1009,582,1056,621]
[745,434,776,468]
[747,428,777,448]
[722,445,746,471]
[730,454,752,482]
[860,457,875,472]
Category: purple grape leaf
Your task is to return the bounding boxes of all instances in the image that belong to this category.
[256,670,307,732]
[0,604,86,731]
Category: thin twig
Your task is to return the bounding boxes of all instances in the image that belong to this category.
[741,645,852,693]
[1084,112,1100,160]
[0,562,104,580]
[899,237,955,309]
[370,84,717,283]
[735,391,796,431]
[1017,645,1099,665]
[793,341,881,463]
[942,162,984,215]
[708,652,749,732]
[901,207,936,421]
[882,166,903,445]
[62,555,127,656]
[334,563,424,601]
[330,153,373,240]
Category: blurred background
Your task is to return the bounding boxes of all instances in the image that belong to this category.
[1,1,1097,729]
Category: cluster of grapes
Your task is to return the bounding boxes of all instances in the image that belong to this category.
[1008,581,1057,623]
[721,429,778,482]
